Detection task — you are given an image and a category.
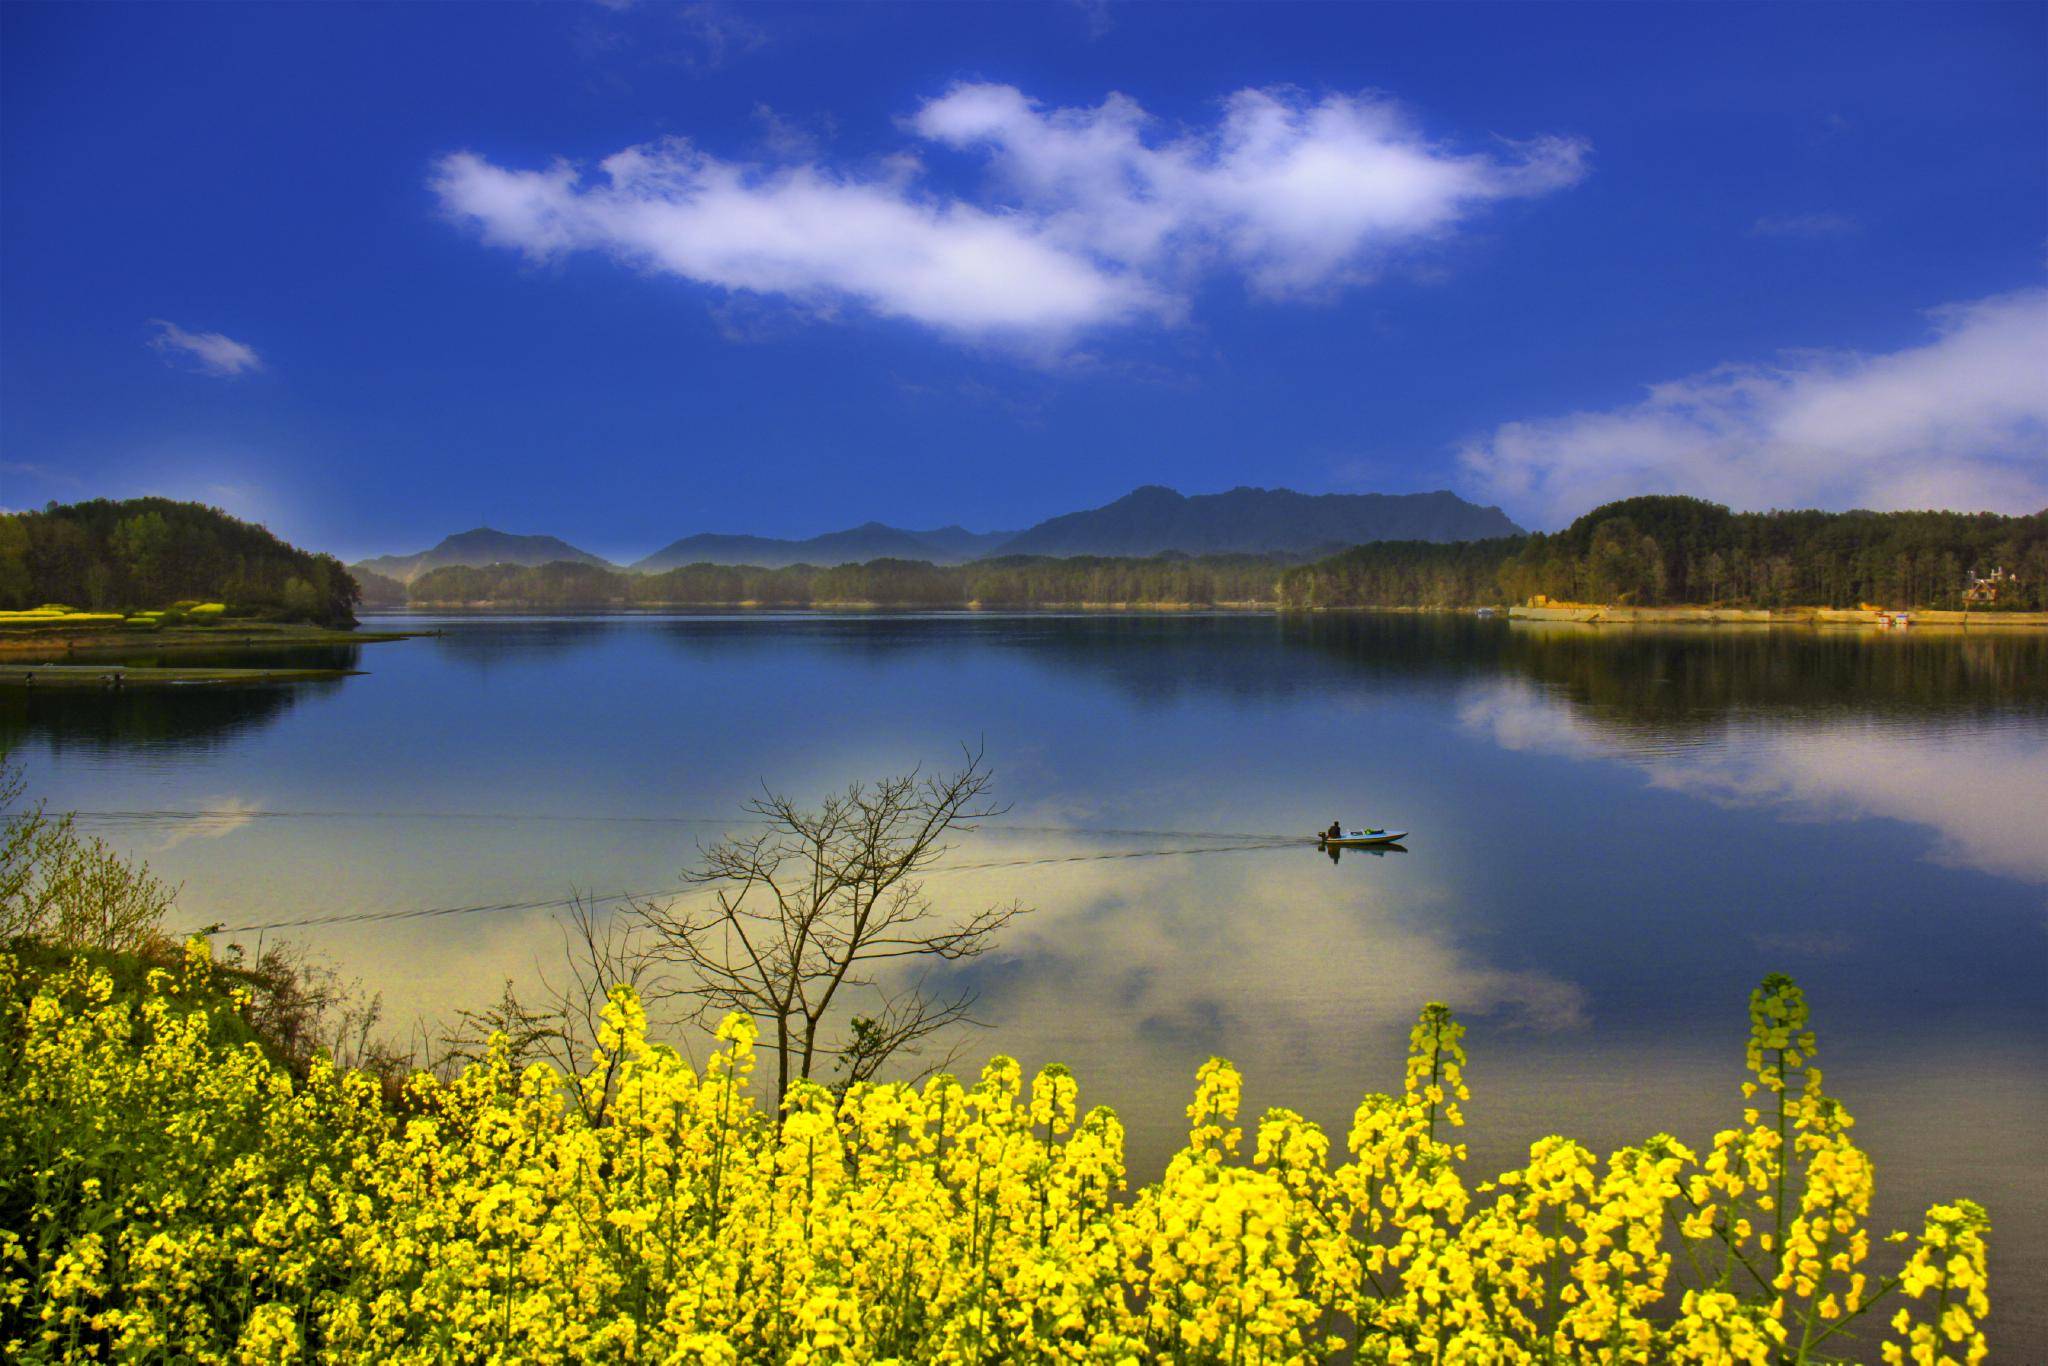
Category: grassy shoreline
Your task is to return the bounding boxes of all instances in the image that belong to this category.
[0,663,361,688]
[0,622,429,656]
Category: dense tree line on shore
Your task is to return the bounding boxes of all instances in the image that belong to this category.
[399,553,1295,608]
[1271,538,1520,609]
[1279,497,2048,610]
[0,499,359,626]
[1507,497,2048,610]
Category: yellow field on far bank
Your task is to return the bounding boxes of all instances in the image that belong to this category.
[1512,601,2048,628]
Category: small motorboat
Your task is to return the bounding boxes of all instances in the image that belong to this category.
[1318,828,1408,848]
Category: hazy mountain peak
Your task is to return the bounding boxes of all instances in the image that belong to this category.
[997,485,1522,559]
[353,527,611,583]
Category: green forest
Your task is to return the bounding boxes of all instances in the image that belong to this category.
[398,552,1296,608]
[0,499,359,627]
[1284,497,2048,610]
[389,498,2047,612]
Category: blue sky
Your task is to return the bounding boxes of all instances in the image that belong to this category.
[2,1,2043,560]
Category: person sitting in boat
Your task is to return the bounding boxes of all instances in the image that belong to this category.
[1326,819,1343,840]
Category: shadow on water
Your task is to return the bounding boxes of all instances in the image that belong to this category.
[652,612,1497,706]
[402,614,624,668]
[1276,615,2048,721]
[0,643,360,754]
[1488,623,2048,728]
[638,610,2048,721]
[0,681,342,755]
[1321,841,1407,865]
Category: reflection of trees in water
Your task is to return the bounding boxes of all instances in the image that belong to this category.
[1003,613,1507,703]
[0,682,336,755]
[53,645,365,671]
[969,613,2048,726]
[11,613,2040,752]
[653,614,946,665]
[1494,626,2048,734]
[661,612,1505,706]
[420,615,622,668]
[644,611,2048,724]
[988,615,1311,707]
[652,614,1337,707]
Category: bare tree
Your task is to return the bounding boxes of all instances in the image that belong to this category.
[537,894,677,1117]
[439,979,564,1074]
[827,975,976,1097]
[636,748,1024,1108]
[436,894,676,1120]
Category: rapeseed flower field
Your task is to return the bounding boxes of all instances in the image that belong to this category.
[0,944,1988,1364]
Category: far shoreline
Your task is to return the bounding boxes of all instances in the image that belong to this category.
[368,601,2048,628]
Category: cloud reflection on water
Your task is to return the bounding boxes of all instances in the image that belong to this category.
[1460,679,2048,886]
[153,797,264,852]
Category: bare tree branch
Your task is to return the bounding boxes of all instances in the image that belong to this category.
[506,894,684,1119]
[634,746,1025,1110]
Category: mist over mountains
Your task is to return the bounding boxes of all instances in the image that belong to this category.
[997,486,1521,557]
[352,487,1522,582]
[633,523,1019,573]
[355,529,612,584]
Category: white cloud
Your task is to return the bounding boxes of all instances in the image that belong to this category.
[1459,288,2048,526]
[433,83,1584,349]
[674,3,766,73]
[912,84,1585,299]
[751,103,833,161]
[147,320,263,377]
[1066,0,1113,41]
[432,145,1158,343]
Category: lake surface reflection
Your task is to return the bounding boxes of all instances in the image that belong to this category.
[8,612,2044,1355]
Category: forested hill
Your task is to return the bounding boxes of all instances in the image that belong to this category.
[1278,498,2048,610]
[0,498,360,626]
[352,566,408,607]
[996,486,1523,557]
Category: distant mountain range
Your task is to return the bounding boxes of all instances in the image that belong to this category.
[355,528,614,583]
[350,487,1521,581]
[633,522,1017,572]
[993,486,1521,558]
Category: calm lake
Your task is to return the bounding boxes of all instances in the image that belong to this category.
[8,611,2045,1356]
